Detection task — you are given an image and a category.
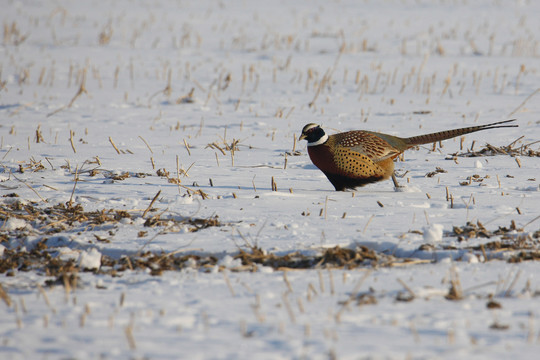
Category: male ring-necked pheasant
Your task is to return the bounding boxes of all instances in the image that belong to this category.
[299,119,517,191]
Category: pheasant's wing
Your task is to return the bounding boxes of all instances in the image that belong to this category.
[336,130,402,162]
[332,146,387,179]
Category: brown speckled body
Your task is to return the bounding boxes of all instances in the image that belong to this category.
[300,120,517,191]
[307,131,399,191]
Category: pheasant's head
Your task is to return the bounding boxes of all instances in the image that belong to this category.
[299,123,328,146]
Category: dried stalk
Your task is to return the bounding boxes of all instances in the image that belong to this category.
[47,68,88,117]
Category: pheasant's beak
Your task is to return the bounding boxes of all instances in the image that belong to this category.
[299,133,307,141]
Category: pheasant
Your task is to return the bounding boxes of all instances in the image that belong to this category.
[299,119,518,191]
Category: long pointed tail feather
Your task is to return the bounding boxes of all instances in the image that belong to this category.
[404,119,518,147]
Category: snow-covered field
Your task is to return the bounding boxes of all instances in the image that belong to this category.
[1,0,540,358]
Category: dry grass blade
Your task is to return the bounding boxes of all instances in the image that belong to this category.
[0,283,12,307]
[282,292,296,324]
[207,142,226,156]
[271,176,277,191]
[36,284,55,312]
[5,169,47,203]
[503,270,522,297]
[508,88,540,117]
[125,325,136,350]
[47,68,88,117]
[69,130,76,153]
[397,278,416,301]
[308,69,331,108]
[138,136,153,154]
[335,270,372,322]
[223,272,236,297]
[183,139,191,156]
[148,69,172,105]
[109,137,121,154]
[67,165,80,207]
[283,271,293,292]
[142,190,161,218]
[176,88,195,104]
[445,266,463,300]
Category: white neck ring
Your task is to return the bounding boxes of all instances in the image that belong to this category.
[307,134,328,146]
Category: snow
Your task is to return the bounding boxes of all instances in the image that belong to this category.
[3,217,26,231]
[1,0,540,359]
[78,248,102,271]
[423,224,444,243]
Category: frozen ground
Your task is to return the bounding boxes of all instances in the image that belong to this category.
[1,0,539,358]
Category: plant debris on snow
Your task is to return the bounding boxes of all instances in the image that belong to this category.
[448,137,540,158]
[2,199,538,283]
